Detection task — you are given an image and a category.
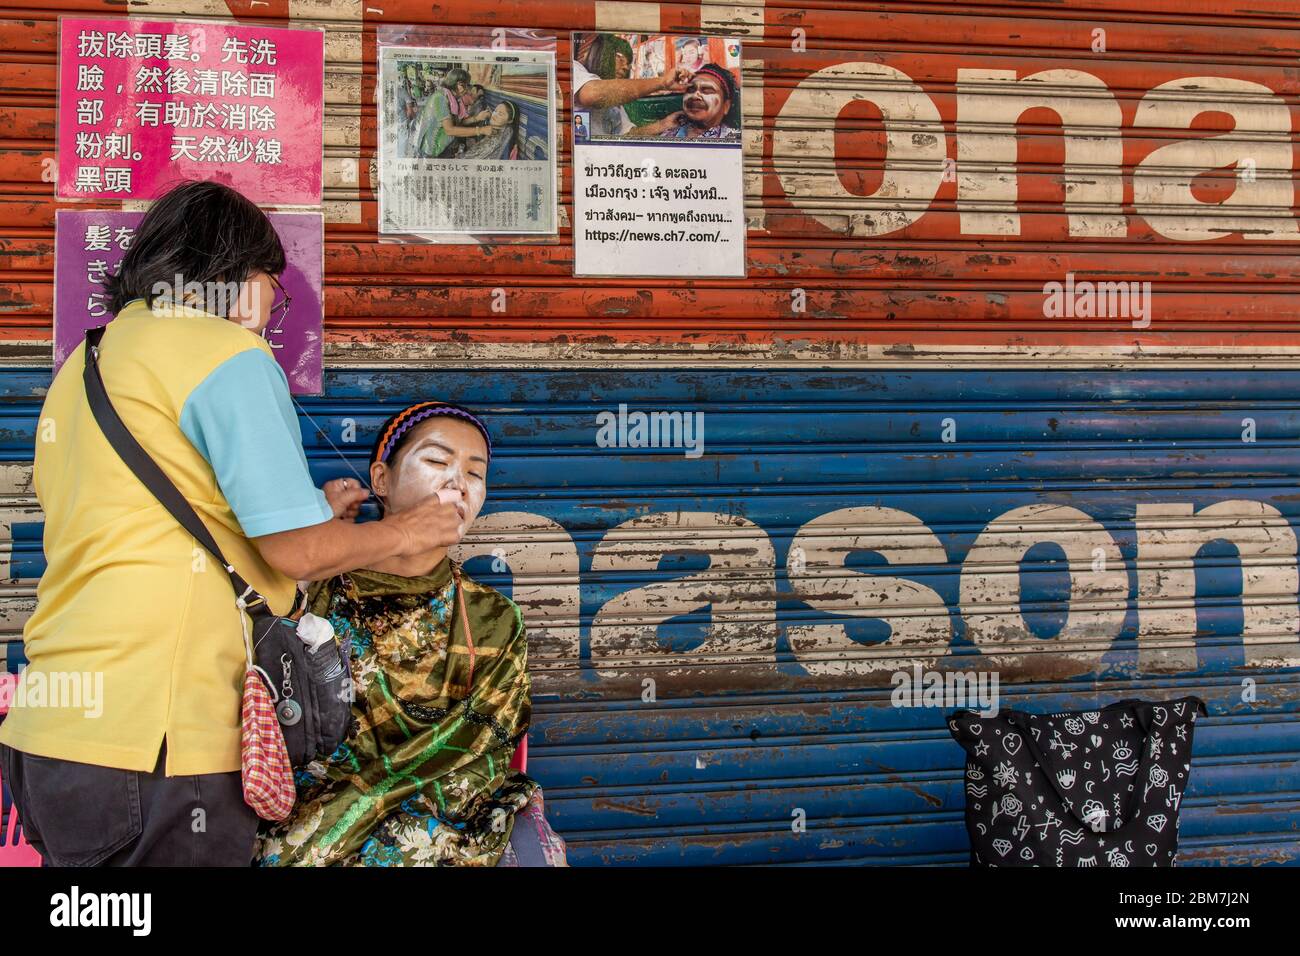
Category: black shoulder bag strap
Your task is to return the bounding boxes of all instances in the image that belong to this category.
[81,325,268,614]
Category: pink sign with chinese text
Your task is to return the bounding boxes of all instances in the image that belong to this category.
[57,17,323,205]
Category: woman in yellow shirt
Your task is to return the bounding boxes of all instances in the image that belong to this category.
[0,181,466,866]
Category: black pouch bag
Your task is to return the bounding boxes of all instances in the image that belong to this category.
[82,325,351,767]
[947,696,1207,867]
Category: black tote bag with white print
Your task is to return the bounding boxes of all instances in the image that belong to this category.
[947,697,1206,867]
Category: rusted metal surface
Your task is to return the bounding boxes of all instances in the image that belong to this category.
[1,1,1298,865]
[2,1,1300,363]
[4,364,1299,865]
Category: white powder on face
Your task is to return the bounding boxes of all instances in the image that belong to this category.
[384,419,489,527]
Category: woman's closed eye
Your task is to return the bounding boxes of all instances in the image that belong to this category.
[422,455,483,480]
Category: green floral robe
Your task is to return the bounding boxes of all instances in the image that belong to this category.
[256,558,537,866]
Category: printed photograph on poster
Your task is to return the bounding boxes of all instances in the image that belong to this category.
[56,17,324,205]
[377,45,556,236]
[571,32,741,144]
[571,32,746,278]
[53,209,324,395]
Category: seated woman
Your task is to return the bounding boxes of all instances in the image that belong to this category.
[459,100,522,161]
[256,401,566,867]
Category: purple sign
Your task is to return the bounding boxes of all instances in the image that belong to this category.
[54,208,323,394]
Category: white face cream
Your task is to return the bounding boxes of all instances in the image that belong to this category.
[371,417,490,530]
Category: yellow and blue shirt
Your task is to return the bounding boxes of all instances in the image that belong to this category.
[0,298,333,775]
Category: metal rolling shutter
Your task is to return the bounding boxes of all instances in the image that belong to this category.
[2,0,1298,865]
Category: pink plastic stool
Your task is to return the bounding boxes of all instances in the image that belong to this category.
[0,672,43,866]
[510,736,528,773]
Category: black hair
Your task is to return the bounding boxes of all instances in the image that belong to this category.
[580,34,633,79]
[442,67,471,90]
[694,63,737,104]
[102,180,285,316]
[367,402,493,516]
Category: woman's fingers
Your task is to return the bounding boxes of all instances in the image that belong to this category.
[323,478,370,519]
[436,491,467,520]
[391,494,467,555]
[660,64,691,92]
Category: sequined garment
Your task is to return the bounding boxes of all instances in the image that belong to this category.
[256,558,537,866]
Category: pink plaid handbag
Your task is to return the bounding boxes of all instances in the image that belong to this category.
[239,664,296,822]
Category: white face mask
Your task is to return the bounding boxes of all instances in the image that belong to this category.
[373,418,490,527]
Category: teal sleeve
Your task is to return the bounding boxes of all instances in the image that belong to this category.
[179,349,333,537]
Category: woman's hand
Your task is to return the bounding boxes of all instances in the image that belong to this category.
[649,111,685,135]
[255,491,461,582]
[388,493,467,555]
[657,64,692,94]
[323,478,369,520]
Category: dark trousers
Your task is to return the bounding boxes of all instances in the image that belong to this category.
[0,741,258,866]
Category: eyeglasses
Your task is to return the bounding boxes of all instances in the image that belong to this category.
[264,275,292,339]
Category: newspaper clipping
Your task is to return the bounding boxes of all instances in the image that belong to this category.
[378,45,556,236]
[571,32,745,277]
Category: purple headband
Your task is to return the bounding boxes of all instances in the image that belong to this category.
[376,402,493,465]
